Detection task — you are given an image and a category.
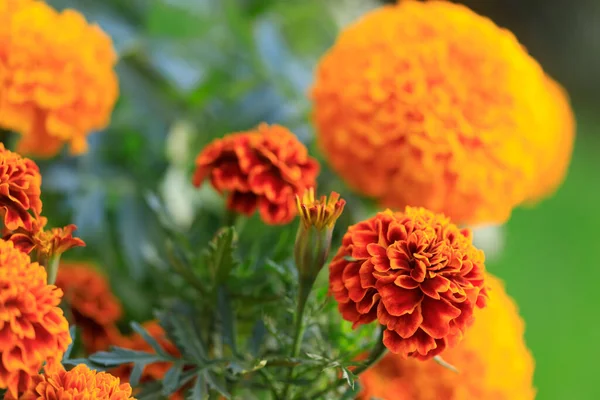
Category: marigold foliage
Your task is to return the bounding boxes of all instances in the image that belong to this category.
[359,274,535,400]
[193,123,319,225]
[11,363,134,400]
[329,207,487,359]
[0,239,70,397]
[0,0,118,157]
[54,261,123,354]
[0,143,41,231]
[311,0,573,225]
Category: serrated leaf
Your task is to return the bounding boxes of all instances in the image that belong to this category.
[89,347,162,367]
[162,363,183,395]
[61,358,105,370]
[188,373,208,400]
[247,319,266,356]
[341,367,357,389]
[130,321,169,357]
[130,362,146,387]
[217,286,237,353]
[305,353,328,362]
[159,308,207,364]
[204,370,230,399]
[205,227,238,284]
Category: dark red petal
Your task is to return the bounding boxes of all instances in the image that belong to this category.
[377,284,422,316]
[420,297,461,339]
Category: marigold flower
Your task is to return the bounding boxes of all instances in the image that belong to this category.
[0,0,118,157]
[0,239,70,397]
[112,321,184,399]
[329,207,487,359]
[11,363,134,400]
[0,143,41,231]
[311,0,572,225]
[193,123,319,225]
[358,274,535,400]
[54,261,123,355]
[295,189,345,282]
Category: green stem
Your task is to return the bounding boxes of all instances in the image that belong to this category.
[280,278,313,399]
[307,326,388,399]
[46,254,61,285]
[224,210,238,227]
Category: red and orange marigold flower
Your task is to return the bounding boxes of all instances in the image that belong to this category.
[311,0,574,225]
[359,274,535,400]
[0,143,42,231]
[0,0,118,157]
[54,261,123,355]
[329,207,487,360]
[10,363,134,400]
[0,239,71,397]
[193,123,319,225]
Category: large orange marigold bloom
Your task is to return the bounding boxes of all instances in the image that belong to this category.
[0,239,70,397]
[359,274,535,400]
[329,207,487,360]
[193,123,319,225]
[0,0,118,157]
[311,0,573,225]
[0,143,41,231]
[12,363,134,400]
[54,261,122,354]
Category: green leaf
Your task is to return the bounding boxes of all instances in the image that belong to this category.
[159,307,207,364]
[130,321,169,357]
[204,227,238,284]
[63,326,77,360]
[228,359,267,375]
[341,367,357,389]
[89,347,162,367]
[162,363,184,396]
[247,319,266,356]
[204,370,230,399]
[188,373,208,400]
[217,286,237,353]
[130,362,146,387]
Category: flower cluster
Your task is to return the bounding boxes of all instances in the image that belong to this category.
[193,123,319,225]
[0,239,71,397]
[329,207,487,359]
[10,363,134,400]
[311,0,574,225]
[359,274,536,400]
[55,261,123,354]
[0,0,118,157]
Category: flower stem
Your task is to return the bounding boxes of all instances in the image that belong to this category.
[280,278,313,399]
[307,325,387,399]
[45,254,62,285]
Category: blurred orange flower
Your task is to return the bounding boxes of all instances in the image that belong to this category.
[54,261,122,354]
[311,0,573,225]
[0,0,118,157]
[193,123,319,225]
[11,363,134,400]
[359,274,535,400]
[0,239,70,397]
[112,320,184,399]
[329,207,487,360]
[0,143,41,231]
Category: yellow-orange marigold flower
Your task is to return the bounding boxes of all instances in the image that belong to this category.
[112,321,184,400]
[54,261,122,355]
[193,123,319,225]
[358,274,535,400]
[296,188,346,231]
[0,143,41,231]
[12,363,134,400]
[311,0,572,225]
[0,0,118,157]
[0,239,70,397]
[329,207,487,360]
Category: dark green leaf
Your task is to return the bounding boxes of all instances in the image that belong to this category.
[187,373,208,400]
[341,367,356,389]
[130,321,169,357]
[247,319,266,356]
[130,362,146,387]
[159,308,207,363]
[204,370,230,399]
[204,227,238,284]
[89,347,162,367]
[63,326,77,360]
[217,286,237,353]
[162,362,184,396]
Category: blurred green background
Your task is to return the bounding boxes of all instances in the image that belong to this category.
[43,0,599,398]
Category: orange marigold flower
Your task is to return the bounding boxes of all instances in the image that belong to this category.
[54,261,122,355]
[0,0,118,157]
[112,321,184,400]
[329,207,487,360]
[11,363,134,400]
[296,188,345,231]
[193,123,319,225]
[0,239,70,397]
[0,143,42,231]
[358,274,535,400]
[311,0,572,225]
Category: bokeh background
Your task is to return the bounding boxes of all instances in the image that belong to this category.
[43,0,599,398]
